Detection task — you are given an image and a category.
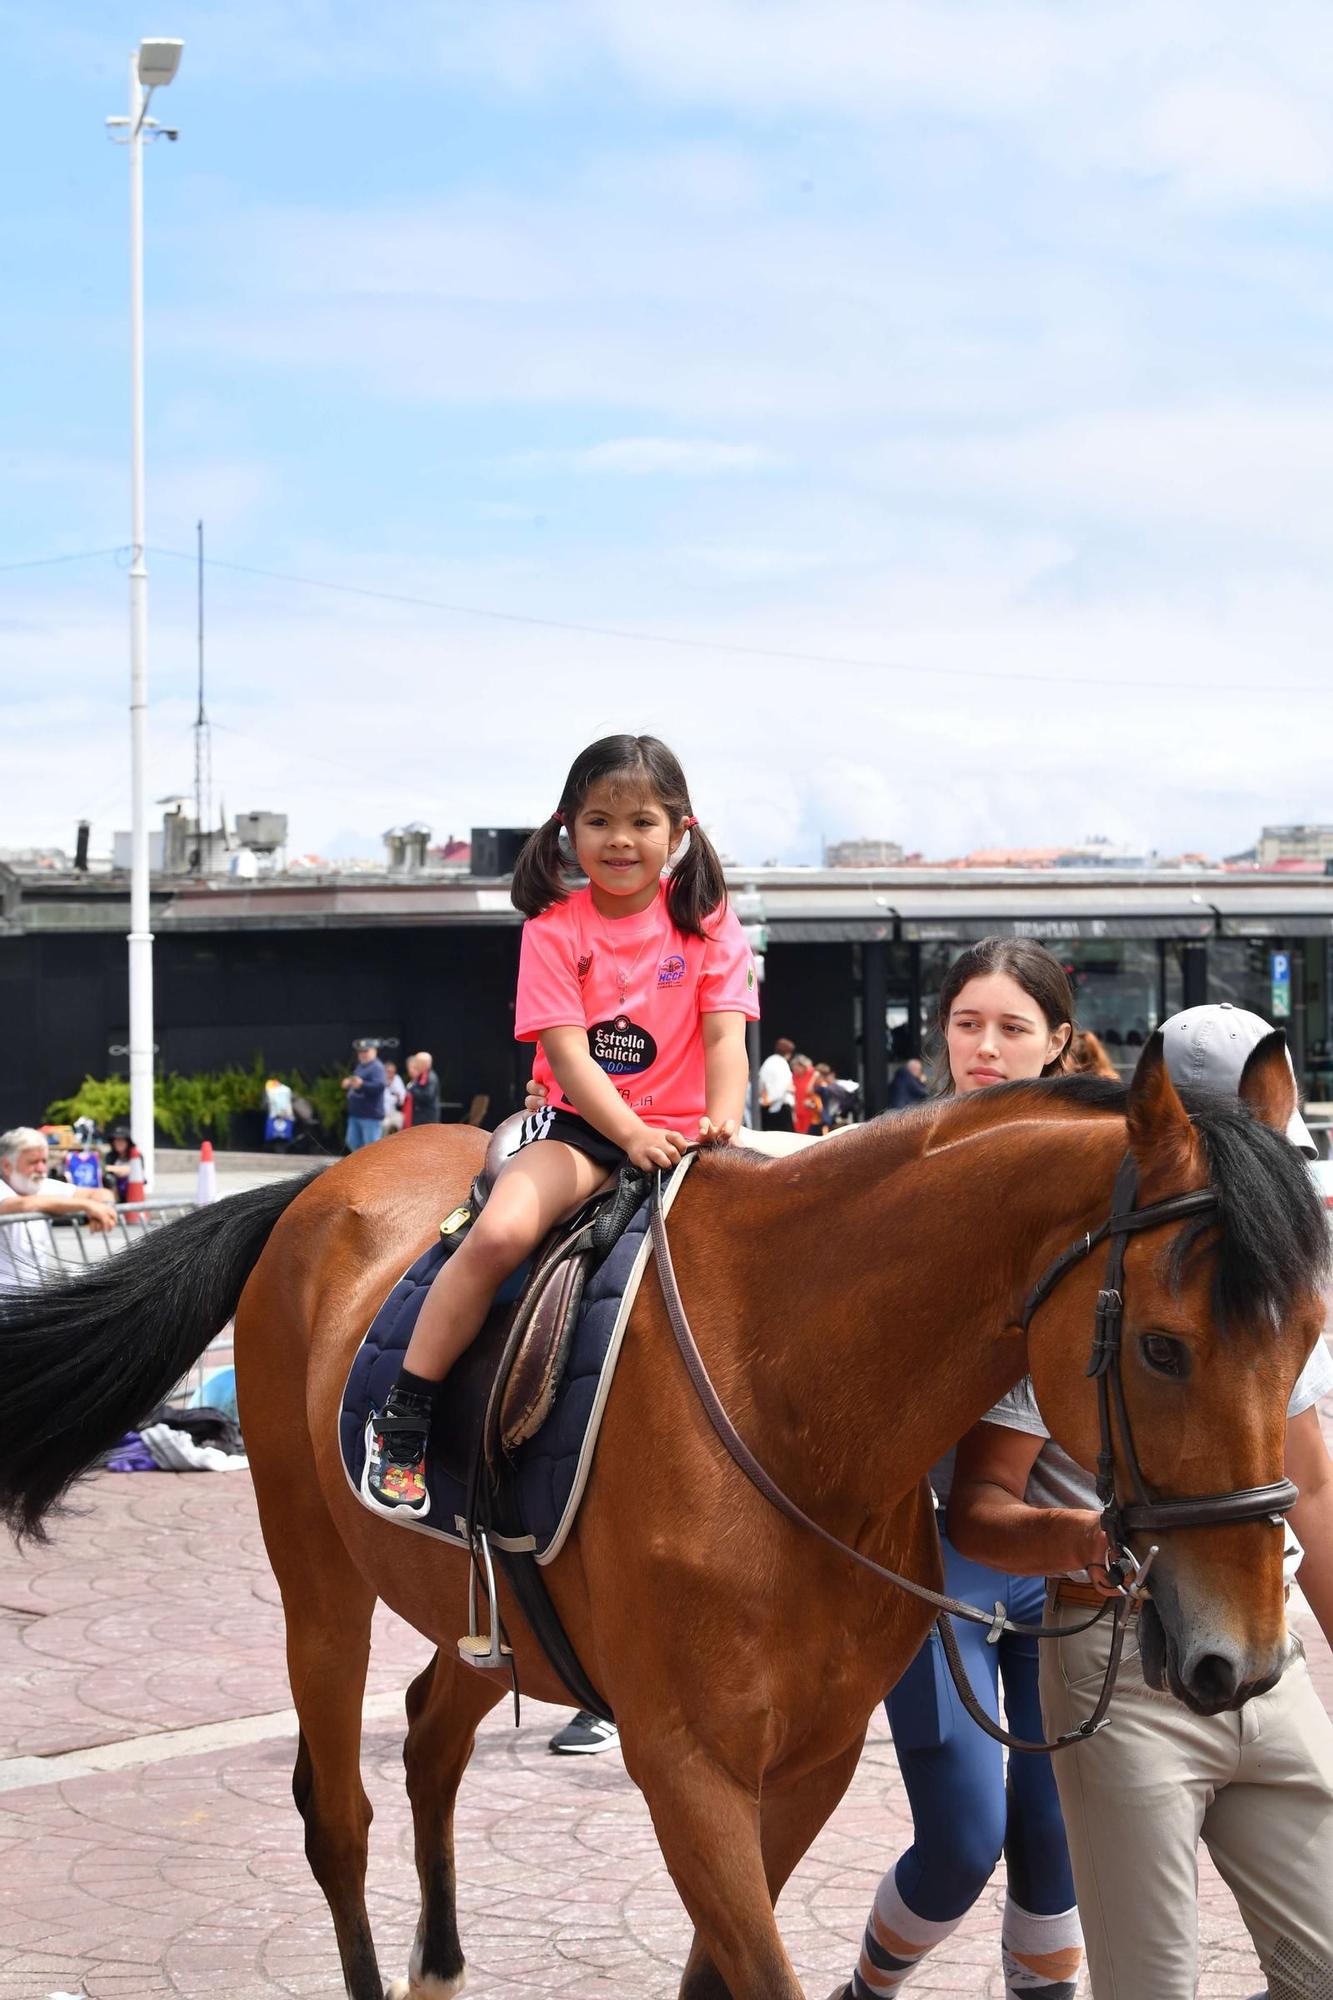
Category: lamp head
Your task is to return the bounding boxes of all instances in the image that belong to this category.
[137,38,183,87]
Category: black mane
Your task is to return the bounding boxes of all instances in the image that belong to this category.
[997,1073,1330,1334]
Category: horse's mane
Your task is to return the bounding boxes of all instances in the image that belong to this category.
[717,1070,1329,1336]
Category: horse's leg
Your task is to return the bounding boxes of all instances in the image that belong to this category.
[633,1744,803,2000]
[387,1644,505,2000]
[284,1562,382,1999]
[246,1363,385,1997]
[675,1739,866,2000]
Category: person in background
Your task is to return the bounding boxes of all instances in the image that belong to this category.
[888,1056,929,1110]
[0,1126,115,1287]
[103,1123,147,1201]
[264,1078,295,1151]
[341,1039,387,1151]
[381,1060,407,1136]
[791,1053,821,1135]
[1067,1028,1119,1079]
[832,937,1082,2000]
[813,1062,849,1131]
[757,1035,795,1132]
[63,1119,104,1190]
[405,1052,441,1126]
[947,1001,1333,2000]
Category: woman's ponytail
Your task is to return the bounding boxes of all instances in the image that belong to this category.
[511,816,574,917]
[665,820,730,940]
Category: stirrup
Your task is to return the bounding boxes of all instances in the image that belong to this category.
[457,1529,513,1672]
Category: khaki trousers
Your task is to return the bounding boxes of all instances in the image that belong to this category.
[1039,1594,1333,2000]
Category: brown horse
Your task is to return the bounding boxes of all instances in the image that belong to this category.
[1,1035,1326,2000]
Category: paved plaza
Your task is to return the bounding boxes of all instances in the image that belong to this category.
[0,1429,1329,1999]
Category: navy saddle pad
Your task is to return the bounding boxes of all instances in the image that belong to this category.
[339,1200,651,1559]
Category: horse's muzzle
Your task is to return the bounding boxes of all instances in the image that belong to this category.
[1140,1599,1292,1715]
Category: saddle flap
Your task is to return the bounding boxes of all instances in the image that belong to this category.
[497,1253,590,1451]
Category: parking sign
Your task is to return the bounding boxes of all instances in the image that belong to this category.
[1270,950,1292,1020]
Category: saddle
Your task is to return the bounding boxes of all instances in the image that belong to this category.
[432,1114,650,1479]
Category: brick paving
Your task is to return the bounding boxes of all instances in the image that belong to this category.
[1,1448,1329,1999]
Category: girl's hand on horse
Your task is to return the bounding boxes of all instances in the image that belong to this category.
[524,1075,550,1116]
[696,1116,736,1146]
[626,1123,688,1172]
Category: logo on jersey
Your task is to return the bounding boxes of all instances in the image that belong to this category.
[590,1014,658,1076]
[657,954,686,988]
[577,953,593,983]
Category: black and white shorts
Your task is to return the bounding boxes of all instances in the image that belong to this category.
[515,1105,626,1172]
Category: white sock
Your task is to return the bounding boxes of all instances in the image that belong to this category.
[852,1870,965,1997]
[1001,1897,1083,1996]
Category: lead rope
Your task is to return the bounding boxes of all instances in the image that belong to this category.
[647,1172,1128,1754]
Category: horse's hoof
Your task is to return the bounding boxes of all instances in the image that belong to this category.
[384,1972,467,1999]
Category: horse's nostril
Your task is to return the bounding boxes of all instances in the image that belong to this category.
[1188,1651,1240,1706]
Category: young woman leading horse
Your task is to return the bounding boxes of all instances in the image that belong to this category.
[0,1035,1325,2000]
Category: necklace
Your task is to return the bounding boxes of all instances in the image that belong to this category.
[598,910,657,1005]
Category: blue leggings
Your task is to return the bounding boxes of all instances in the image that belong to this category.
[884,1535,1076,1922]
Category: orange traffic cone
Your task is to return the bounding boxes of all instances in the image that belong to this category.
[125,1148,146,1221]
[196,1138,218,1205]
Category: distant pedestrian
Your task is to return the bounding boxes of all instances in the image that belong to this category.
[888,1056,929,1110]
[341,1039,387,1151]
[813,1062,851,1129]
[103,1123,148,1201]
[381,1060,407,1135]
[791,1054,820,1135]
[264,1078,295,1150]
[405,1052,441,1126]
[758,1035,795,1132]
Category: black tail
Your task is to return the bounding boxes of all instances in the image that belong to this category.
[0,1172,318,1540]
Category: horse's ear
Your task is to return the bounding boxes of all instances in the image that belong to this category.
[1126,1031,1204,1192]
[1237,1029,1297,1138]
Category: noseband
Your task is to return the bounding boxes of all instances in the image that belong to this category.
[1020,1153,1298,1562]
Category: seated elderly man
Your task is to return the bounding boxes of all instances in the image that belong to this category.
[0,1125,115,1288]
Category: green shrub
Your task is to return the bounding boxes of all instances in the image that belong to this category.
[47,1057,353,1146]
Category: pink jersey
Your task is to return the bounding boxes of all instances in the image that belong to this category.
[514,885,760,1130]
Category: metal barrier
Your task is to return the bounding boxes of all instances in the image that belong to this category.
[0,1197,233,1407]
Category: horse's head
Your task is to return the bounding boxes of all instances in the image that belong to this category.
[1028,1031,1329,1716]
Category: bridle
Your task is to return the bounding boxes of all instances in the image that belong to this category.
[648,1148,1298,1756]
[1020,1153,1298,1559]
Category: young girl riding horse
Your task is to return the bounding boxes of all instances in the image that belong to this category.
[362,732,758,1517]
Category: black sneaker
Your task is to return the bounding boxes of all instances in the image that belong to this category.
[547,1709,619,1755]
[361,1394,431,1519]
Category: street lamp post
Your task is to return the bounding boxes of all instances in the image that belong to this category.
[107,38,182,1184]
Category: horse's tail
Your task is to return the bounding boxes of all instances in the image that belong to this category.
[0,1171,320,1541]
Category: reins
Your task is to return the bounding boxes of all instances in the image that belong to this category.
[648,1146,1296,1756]
[648,1169,1126,1755]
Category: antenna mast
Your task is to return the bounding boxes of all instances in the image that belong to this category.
[192,518,213,871]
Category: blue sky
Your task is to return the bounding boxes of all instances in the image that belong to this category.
[4,0,1333,864]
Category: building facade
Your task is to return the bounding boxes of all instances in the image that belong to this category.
[2,861,1329,1141]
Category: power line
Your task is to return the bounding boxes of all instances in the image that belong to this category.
[145,542,1333,700]
[7,538,1331,699]
[0,546,124,574]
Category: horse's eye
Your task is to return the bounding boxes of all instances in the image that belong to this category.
[1141,1333,1190,1379]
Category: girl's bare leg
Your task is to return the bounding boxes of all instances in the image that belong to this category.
[402,1141,610,1381]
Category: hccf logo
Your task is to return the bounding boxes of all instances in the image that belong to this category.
[657,954,686,987]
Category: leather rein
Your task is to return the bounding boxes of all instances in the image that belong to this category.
[648,1150,1297,1756]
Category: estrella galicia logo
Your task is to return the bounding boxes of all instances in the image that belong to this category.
[590,1014,657,1076]
[657,954,686,988]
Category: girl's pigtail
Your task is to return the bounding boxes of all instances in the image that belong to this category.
[666,820,730,939]
[511,816,571,917]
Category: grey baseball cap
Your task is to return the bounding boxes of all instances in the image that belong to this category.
[1162,1003,1315,1157]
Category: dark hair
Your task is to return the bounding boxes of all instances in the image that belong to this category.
[931,936,1075,1095]
[510,734,728,940]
